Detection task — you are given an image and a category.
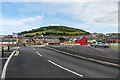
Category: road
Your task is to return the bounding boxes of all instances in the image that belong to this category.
[2,46,119,78]
[48,45,119,64]
[49,45,119,60]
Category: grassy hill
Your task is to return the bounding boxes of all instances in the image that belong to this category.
[19,26,90,36]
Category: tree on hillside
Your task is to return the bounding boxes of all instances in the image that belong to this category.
[58,37,66,43]
[36,33,39,36]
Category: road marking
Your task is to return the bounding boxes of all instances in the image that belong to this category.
[1,47,20,80]
[32,47,36,51]
[14,51,19,56]
[46,46,118,60]
[32,45,46,47]
[46,47,120,68]
[36,51,42,56]
[95,48,104,52]
[32,47,42,57]
[90,47,104,52]
[48,60,83,77]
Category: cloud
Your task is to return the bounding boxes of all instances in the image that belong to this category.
[1,0,119,2]
[19,16,44,24]
[1,2,118,34]
[1,16,44,26]
[0,16,44,34]
[60,2,118,29]
[77,3,117,26]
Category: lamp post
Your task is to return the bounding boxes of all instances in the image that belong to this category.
[2,45,4,57]
[7,38,10,52]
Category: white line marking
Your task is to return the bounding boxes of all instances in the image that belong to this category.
[32,47,42,57]
[91,47,104,52]
[1,47,20,80]
[48,60,83,77]
[32,47,36,51]
[95,48,104,52]
[46,47,120,68]
[36,51,42,56]
[32,45,46,47]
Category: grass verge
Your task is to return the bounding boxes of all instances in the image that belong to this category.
[110,46,120,49]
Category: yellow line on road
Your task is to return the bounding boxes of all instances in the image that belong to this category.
[14,51,19,56]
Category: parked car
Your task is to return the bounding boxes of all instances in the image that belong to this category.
[90,42,109,48]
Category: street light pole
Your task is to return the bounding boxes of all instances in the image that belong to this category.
[2,45,4,57]
[8,38,10,52]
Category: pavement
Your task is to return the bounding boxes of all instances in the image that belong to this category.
[1,46,118,79]
[0,47,18,80]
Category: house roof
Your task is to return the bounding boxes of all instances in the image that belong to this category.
[75,36,87,42]
[0,37,17,42]
[26,39,35,42]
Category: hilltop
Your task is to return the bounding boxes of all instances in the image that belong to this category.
[19,26,90,37]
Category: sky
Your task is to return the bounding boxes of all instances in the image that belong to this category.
[0,0,119,35]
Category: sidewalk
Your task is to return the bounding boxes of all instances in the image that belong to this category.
[0,47,18,79]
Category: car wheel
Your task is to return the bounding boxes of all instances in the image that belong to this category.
[95,46,98,48]
[104,46,106,48]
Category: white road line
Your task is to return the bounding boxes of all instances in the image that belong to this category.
[48,60,83,77]
[1,47,20,80]
[32,47,36,51]
[46,47,120,68]
[91,47,104,52]
[36,51,42,56]
[95,48,104,52]
[32,47,42,57]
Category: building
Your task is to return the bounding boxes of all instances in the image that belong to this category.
[12,33,18,38]
[17,37,29,44]
[75,37,87,45]
[26,39,36,45]
[0,38,17,45]
[45,38,60,45]
[105,33,120,43]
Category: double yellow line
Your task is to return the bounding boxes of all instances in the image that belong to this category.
[14,51,19,56]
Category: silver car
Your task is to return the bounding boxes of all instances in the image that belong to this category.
[90,42,109,48]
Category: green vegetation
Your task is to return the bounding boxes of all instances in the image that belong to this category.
[25,35,34,37]
[58,37,66,42]
[110,46,120,49]
[19,26,90,36]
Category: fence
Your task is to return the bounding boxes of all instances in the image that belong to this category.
[108,43,120,46]
[0,45,18,57]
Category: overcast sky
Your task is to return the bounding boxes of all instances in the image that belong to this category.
[0,0,119,35]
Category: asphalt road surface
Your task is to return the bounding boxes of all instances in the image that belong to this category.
[49,45,119,60]
[48,45,119,64]
[3,46,119,78]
